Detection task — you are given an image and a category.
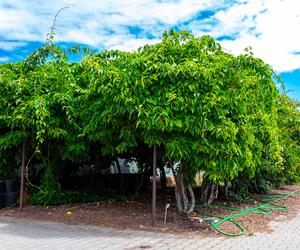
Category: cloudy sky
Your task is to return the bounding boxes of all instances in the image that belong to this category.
[0,0,299,100]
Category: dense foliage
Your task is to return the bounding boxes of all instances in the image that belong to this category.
[0,30,299,208]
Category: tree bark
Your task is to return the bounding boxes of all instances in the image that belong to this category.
[186,185,195,214]
[170,161,195,214]
[200,177,218,206]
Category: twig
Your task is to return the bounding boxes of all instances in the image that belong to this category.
[47,7,70,44]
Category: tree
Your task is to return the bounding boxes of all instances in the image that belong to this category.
[82,30,282,211]
[1,29,298,210]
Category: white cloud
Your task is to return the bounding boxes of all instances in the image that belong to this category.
[108,37,159,51]
[0,57,9,62]
[1,0,300,72]
[0,41,26,51]
[0,0,225,51]
[207,0,300,72]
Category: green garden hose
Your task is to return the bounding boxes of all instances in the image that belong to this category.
[195,190,299,237]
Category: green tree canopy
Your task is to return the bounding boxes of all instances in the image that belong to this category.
[0,30,298,209]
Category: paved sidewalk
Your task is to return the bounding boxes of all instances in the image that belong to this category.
[0,209,299,250]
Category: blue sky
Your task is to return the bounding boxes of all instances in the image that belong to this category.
[0,0,299,100]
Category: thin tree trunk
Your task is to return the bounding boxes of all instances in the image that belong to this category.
[224,181,230,200]
[174,187,183,212]
[170,161,183,212]
[179,173,188,211]
[201,177,218,206]
[170,161,195,214]
[186,185,195,214]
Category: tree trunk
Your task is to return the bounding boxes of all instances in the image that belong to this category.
[224,181,230,200]
[170,161,195,214]
[200,177,218,206]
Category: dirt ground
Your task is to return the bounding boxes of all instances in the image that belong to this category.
[1,185,299,237]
